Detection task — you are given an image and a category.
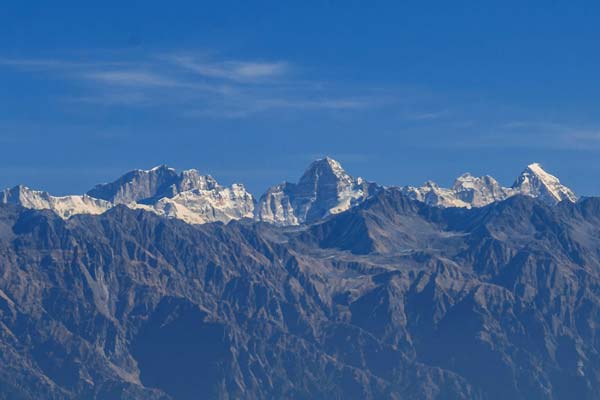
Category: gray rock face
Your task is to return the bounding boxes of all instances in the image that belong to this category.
[2,190,600,399]
[87,165,218,205]
[1,167,255,225]
[1,160,577,227]
[256,157,380,225]
[85,165,255,224]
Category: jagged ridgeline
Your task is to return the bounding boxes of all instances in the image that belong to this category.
[1,159,598,400]
[1,158,578,226]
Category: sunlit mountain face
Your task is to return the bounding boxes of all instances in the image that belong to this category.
[1,159,577,226]
[1,159,598,399]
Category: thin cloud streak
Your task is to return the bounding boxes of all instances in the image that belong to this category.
[504,120,600,148]
[0,58,125,70]
[84,71,184,87]
[186,96,377,119]
[408,110,450,121]
[438,120,600,150]
[0,52,392,117]
[170,56,288,82]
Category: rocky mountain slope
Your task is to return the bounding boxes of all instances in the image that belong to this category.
[0,160,577,227]
[256,157,380,225]
[0,188,599,399]
[87,165,256,224]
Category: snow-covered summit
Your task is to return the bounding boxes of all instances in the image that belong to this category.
[87,165,254,224]
[402,181,470,208]
[1,185,112,219]
[256,157,379,225]
[0,160,577,225]
[451,173,514,207]
[400,163,576,209]
[512,163,576,204]
[1,166,254,225]
[142,182,254,225]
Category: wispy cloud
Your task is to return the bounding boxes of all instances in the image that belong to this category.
[406,110,450,121]
[560,129,600,147]
[502,120,565,130]
[0,58,124,70]
[255,98,370,110]
[447,120,600,150]
[171,56,287,82]
[502,120,600,148]
[186,95,376,119]
[0,52,384,117]
[84,71,183,87]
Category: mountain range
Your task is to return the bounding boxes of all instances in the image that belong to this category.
[0,159,596,400]
[0,158,578,226]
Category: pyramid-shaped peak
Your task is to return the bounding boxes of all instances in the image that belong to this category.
[525,162,548,173]
[308,156,344,172]
[515,162,562,186]
[522,162,559,181]
[299,157,351,183]
[513,162,576,204]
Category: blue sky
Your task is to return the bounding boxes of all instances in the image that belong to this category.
[1,1,600,196]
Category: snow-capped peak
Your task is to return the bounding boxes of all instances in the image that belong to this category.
[299,157,352,184]
[178,169,219,192]
[1,165,255,225]
[1,185,112,219]
[450,173,509,207]
[401,162,576,209]
[148,164,177,173]
[86,166,254,224]
[512,163,576,204]
[256,157,379,225]
[1,160,578,226]
[321,157,347,178]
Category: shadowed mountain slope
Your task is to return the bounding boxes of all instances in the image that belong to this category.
[1,190,600,399]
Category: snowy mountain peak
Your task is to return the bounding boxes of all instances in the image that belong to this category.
[147,164,177,173]
[450,173,509,207]
[178,169,219,192]
[86,166,254,224]
[299,157,350,184]
[526,162,544,173]
[455,172,475,180]
[1,160,579,226]
[512,163,576,204]
[1,185,112,219]
[256,157,379,225]
[519,163,562,186]
[402,162,576,209]
[322,157,346,176]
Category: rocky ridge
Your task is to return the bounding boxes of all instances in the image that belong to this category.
[1,160,577,226]
[0,190,599,399]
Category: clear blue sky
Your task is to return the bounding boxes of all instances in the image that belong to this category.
[1,1,600,196]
